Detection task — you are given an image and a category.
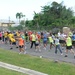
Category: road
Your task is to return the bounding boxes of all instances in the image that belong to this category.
[0,42,75,64]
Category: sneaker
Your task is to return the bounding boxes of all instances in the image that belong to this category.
[65,55,68,57]
[61,53,63,55]
[44,47,46,50]
[19,52,22,54]
[10,48,13,50]
[16,46,18,48]
[24,51,26,54]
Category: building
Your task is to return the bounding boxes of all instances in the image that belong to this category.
[0,20,15,31]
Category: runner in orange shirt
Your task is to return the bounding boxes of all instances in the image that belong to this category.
[36,32,41,43]
[17,36,26,54]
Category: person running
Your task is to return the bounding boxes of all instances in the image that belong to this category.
[54,36,63,55]
[24,31,28,42]
[4,31,8,44]
[64,35,75,59]
[0,31,3,43]
[8,32,14,45]
[35,37,41,52]
[16,31,21,37]
[30,32,36,49]
[17,36,26,54]
[72,32,75,48]
[35,33,41,52]
[58,31,66,47]
[42,32,48,50]
[35,32,41,44]
[48,33,55,50]
[10,37,16,49]
[28,30,32,42]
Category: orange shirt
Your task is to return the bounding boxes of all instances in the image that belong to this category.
[28,31,32,36]
[36,34,41,41]
[18,38,24,46]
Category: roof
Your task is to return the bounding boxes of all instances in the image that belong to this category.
[0,19,15,24]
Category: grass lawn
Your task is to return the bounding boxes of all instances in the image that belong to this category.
[0,67,27,75]
[0,48,75,75]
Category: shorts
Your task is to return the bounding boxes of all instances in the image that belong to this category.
[43,40,47,44]
[0,37,2,40]
[66,46,72,50]
[35,43,39,46]
[59,40,65,44]
[12,42,16,45]
[19,45,24,48]
[50,42,54,45]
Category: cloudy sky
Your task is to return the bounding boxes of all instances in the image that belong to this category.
[0,0,75,21]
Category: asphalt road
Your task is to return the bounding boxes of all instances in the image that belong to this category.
[0,42,75,64]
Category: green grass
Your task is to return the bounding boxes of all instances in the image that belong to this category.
[0,48,75,75]
[0,67,27,75]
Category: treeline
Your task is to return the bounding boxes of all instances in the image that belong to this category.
[10,1,75,31]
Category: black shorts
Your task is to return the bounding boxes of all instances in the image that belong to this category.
[43,40,47,44]
[50,42,54,45]
[12,42,16,45]
[35,43,39,46]
[19,45,24,48]
[0,37,2,40]
[59,40,65,44]
[66,46,72,50]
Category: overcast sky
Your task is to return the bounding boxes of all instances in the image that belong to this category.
[0,0,75,21]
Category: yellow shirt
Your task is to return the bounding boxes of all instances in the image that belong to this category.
[10,38,16,42]
[48,36,53,43]
[16,32,20,37]
[31,34,36,41]
[4,32,8,38]
[8,33,14,39]
[66,37,72,46]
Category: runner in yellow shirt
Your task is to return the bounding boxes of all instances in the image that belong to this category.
[8,32,14,44]
[30,32,36,49]
[65,35,75,59]
[4,31,8,44]
[48,33,55,49]
[10,37,16,49]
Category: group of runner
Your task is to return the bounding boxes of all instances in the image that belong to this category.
[0,29,75,59]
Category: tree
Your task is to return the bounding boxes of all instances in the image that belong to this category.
[17,1,75,30]
[16,12,25,24]
[39,1,74,29]
[33,11,40,29]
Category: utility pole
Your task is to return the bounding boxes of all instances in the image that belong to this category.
[8,16,10,26]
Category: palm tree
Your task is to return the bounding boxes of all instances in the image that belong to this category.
[16,12,25,24]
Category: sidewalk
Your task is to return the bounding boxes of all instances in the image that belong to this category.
[0,61,48,75]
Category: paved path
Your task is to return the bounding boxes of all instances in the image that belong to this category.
[0,61,48,75]
[0,42,75,64]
